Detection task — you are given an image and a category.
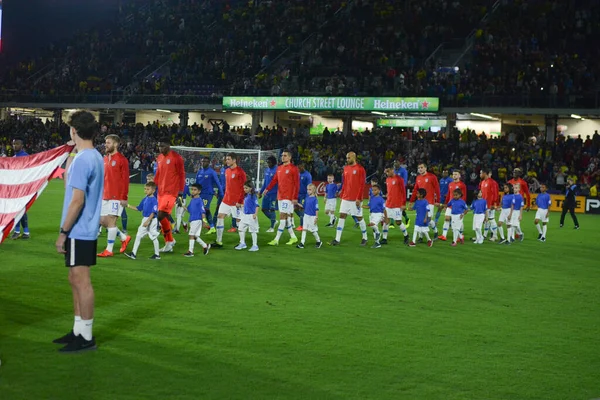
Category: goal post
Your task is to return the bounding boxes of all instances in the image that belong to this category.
[171,146,282,190]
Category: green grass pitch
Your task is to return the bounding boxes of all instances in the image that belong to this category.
[1,181,598,400]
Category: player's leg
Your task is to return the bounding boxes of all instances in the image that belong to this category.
[175,204,185,233]
[356,214,368,244]
[131,224,149,256]
[215,210,228,244]
[101,214,119,254]
[570,207,579,228]
[402,209,410,226]
[441,208,451,239]
[559,206,567,227]
[20,212,30,237]
[488,210,498,240]
[434,205,442,223]
[121,208,128,233]
[395,219,410,244]
[68,266,94,340]
[146,220,161,257]
[237,221,247,248]
[381,210,390,243]
[542,221,548,239]
[262,196,275,231]
[427,204,438,237]
[202,196,214,229]
[331,201,350,245]
[310,219,321,245]
[534,217,543,236]
[213,197,222,228]
[295,196,305,230]
[248,218,259,251]
[422,226,432,244]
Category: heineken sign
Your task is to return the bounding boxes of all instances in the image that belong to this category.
[223,96,439,112]
[377,119,447,128]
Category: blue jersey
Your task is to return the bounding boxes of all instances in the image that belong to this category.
[395,167,408,186]
[512,194,524,211]
[304,195,319,216]
[299,170,312,197]
[181,184,191,199]
[263,166,278,195]
[470,199,487,214]
[501,194,514,209]
[14,150,28,157]
[448,198,468,215]
[439,176,453,198]
[195,167,223,197]
[218,166,227,198]
[187,197,206,222]
[137,195,158,218]
[536,193,551,210]
[325,183,338,199]
[413,199,430,227]
[243,193,259,215]
[61,149,104,240]
[369,195,385,213]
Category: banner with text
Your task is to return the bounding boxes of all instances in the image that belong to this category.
[377,119,447,128]
[224,96,439,112]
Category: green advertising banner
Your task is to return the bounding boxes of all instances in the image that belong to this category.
[377,119,447,128]
[223,96,439,112]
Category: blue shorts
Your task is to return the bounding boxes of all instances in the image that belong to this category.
[262,194,278,210]
[201,194,214,209]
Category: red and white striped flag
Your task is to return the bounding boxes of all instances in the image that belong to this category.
[0,144,74,243]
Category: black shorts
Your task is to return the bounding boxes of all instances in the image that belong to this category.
[64,238,97,267]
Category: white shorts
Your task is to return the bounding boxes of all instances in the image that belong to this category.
[499,208,511,223]
[414,226,430,234]
[325,198,337,212]
[385,207,403,221]
[339,199,363,217]
[303,215,318,232]
[487,209,496,220]
[101,199,123,217]
[137,217,159,240]
[176,198,187,216]
[472,214,485,230]
[239,213,259,233]
[278,200,294,214]
[427,203,434,219]
[510,210,522,226]
[444,208,452,217]
[188,220,205,237]
[535,209,549,223]
[218,202,240,218]
[451,214,464,230]
[369,212,384,226]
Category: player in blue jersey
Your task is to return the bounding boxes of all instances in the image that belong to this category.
[196,156,224,234]
[295,162,313,231]
[10,137,31,239]
[124,182,161,260]
[435,169,452,224]
[364,184,385,248]
[261,156,278,232]
[508,183,525,243]
[498,183,514,244]
[213,157,238,233]
[409,188,433,247]
[470,189,488,244]
[534,183,551,242]
[174,183,191,234]
[393,160,411,226]
[324,174,339,227]
[297,184,322,249]
[183,183,211,256]
[447,189,468,246]
[236,181,260,252]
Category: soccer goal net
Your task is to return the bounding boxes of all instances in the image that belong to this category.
[171,146,282,190]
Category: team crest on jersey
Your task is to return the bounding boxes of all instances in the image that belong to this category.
[167,159,171,165]
[425,178,428,182]
[205,175,208,178]
[353,170,357,174]
[392,180,396,185]
[232,174,236,178]
[285,170,289,174]
[111,160,116,167]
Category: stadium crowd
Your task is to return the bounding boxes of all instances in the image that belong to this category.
[1,117,599,196]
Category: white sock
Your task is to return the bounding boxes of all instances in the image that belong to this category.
[132,235,142,254]
[535,223,543,234]
[216,217,225,242]
[475,228,482,242]
[251,232,258,247]
[423,231,431,241]
[176,212,182,231]
[398,222,408,236]
[312,231,320,242]
[80,319,93,341]
[287,217,297,239]
[106,227,117,252]
[452,228,459,242]
[152,238,160,254]
[507,226,513,240]
[489,220,498,238]
[498,225,505,239]
[412,229,418,243]
[542,224,547,237]
[429,220,438,233]
[73,315,82,335]
[359,219,367,240]
[117,229,127,240]
[442,220,450,237]
[238,230,245,245]
[189,239,195,253]
[335,218,346,241]
[196,237,207,248]
[329,214,335,224]
[301,230,307,244]
[275,220,286,242]
[382,223,389,239]
[372,225,380,238]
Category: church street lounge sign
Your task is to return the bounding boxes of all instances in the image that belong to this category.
[223,96,439,112]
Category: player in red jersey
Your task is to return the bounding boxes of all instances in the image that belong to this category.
[408,163,441,239]
[439,170,468,241]
[330,152,367,246]
[98,135,131,257]
[479,168,500,241]
[262,150,299,246]
[213,152,247,248]
[507,168,531,211]
[381,166,410,245]
[155,138,185,252]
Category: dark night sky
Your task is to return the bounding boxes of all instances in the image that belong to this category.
[2,0,124,61]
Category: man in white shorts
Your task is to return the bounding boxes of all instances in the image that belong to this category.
[213,152,247,248]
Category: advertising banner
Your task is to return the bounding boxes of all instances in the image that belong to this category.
[377,119,447,128]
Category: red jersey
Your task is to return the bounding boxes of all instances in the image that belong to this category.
[385,175,406,208]
[103,152,130,201]
[508,177,530,207]
[479,177,499,208]
[340,163,366,201]
[444,181,468,204]
[409,172,440,204]
[155,151,185,196]
[264,163,299,201]
[223,166,247,205]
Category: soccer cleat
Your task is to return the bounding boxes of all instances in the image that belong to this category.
[120,235,131,253]
[489,237,497,242]
[519,233,524,242]
[371,242,381,249]
[10,232,20,240]
[537,234,542,240]
[207,227,216,234]
[266,228,275,233]
[498,239,507,245]
[53,330,76,344]
[248,245,259,252]
[540,237,546,242]
[211,242,224,248]
[124,252,137,260]
[560,224,564,228]
[574,226,580,230]
[408,241,416,247]
[286,237,299,245]
[329,240,340,246]
[235,243,248,250]
[227,227,237,233]
[360,239,368,246]
[404,235,410,245]
[296,243,305,249]
[59,335,97,353]
[159,242,175,253]
[471,237,477,242]
[460,237,465,244]
[380,238,388,245]
[183,251,194,257]
[149,254,161,260]
[325,223,333,227]
[388,225,396,229]
[97,250,114,257]
[315,241,323,249]
[375,233,381,242]
[451,242,457,247]
[203,244,211,255]
[438,235,447,241]
[267,240,279,246]
[427,240,433,247]
[295,226,303,232]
